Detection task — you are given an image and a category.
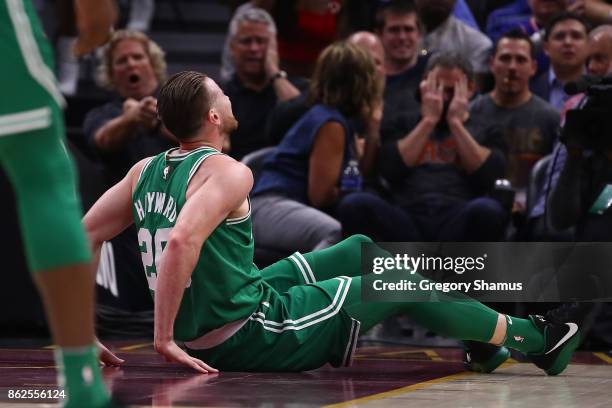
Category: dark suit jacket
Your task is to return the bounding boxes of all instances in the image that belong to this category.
[530,70,551,103]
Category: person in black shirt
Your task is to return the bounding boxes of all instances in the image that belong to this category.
[223,7,306,159]
[338,52,508,242]
[84,30,175,187]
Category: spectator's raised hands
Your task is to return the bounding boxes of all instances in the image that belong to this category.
[446,75,469,126]
[264,35,281,80]
[123,96,158,129]
[139,96,159,128]
[420,75,444,125]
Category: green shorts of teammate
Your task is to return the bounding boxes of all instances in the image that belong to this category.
[186,235,376,372]
[0,0,90,271]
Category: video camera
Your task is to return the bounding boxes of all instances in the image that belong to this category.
[562,75,612,151]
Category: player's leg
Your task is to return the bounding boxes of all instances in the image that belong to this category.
[259,234,373,295]
[0,121,114,407]
[342,273,580,375]
[294,234,371,280]
[297,235,579,375]
[0,1,121,404]
[0,1,117,404]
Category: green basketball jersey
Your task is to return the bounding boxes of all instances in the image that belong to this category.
[132,147,263,341]
[1,0,65,132]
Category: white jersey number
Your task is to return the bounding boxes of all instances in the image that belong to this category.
[138,227,172,290]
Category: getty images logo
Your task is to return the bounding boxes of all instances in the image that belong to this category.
[372,253,488,275]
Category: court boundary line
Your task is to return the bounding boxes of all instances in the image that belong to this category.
[323,371,476,408]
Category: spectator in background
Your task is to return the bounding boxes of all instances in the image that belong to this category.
[270,0,376,77]
[220,0,270,82]
[338,53,508,242]
[223,7,305,160]
[530,12,589,110]
[264,30,385,149]
[526,24,612,240]
[466,0,515,30]
[453,0,480,29]
[487,1,580,43]
[251,42,383,253]
[586,23,612,76]
[585,0,612,25]
[470,30,559,206]
[85,30,172,186]
[375,0,429,127]
[487,0,585,76]
[348,31,387,77]
[83,30,172,313]
[415,0,492,78]
[378,0,480,29]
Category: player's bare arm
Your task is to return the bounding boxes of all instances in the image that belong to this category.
[153,155,253,373]
[83,158,149,367]
[84,158,149,265]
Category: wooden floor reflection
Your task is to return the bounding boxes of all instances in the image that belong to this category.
[0,341,609,407]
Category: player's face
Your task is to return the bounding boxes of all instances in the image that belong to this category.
[110,39,158,100]
[230,21,271,78]
[491,38,537,95]
[544,19,589,70]
[587,35,612,77]
[380,13,421,66]
[220,92,238,134]
[208,79,238,134]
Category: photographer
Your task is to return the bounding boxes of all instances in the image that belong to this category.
[548,142,612,240]
[547,73,612,350]
[548,23,612,233]
[547,81,612,240]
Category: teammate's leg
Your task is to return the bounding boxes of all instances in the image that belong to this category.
[0,121,113,408]
[0,0,119,404]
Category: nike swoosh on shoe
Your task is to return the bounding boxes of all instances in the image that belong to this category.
[546,323,578,355]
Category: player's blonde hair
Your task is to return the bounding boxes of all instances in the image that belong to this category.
[95,30,167,90]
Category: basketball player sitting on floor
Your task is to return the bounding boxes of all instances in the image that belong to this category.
[84,68,581,376]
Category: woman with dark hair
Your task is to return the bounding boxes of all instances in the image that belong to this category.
[251,41,383,256]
